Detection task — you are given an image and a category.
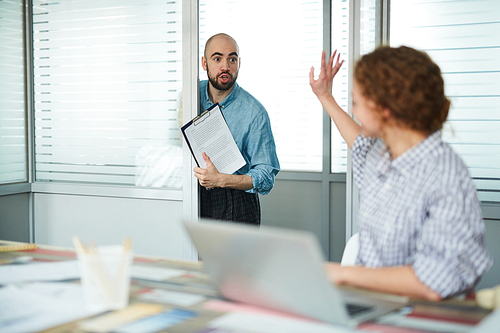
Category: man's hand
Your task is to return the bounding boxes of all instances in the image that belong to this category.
[193,152,254,191]
[194,153,221,189]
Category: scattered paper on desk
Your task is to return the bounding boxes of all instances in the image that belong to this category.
[209,312,353,333]
[0,260,79,284]
[0,282,101,333]
[0,285,43,329]
[131,265,187,281]
[20,281,85,302]
[0,259,188,285]
[138,288,205,307]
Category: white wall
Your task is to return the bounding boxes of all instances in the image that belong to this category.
[260,178,347,262]
[33,193,189,259]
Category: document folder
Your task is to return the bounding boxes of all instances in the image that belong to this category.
[181,103,246,175]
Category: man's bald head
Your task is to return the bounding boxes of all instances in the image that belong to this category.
[202,33,240,95]
[204,33,239,59]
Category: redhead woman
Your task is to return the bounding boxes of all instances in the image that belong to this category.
[310,46,492,300]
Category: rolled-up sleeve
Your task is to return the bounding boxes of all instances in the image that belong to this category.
[244,112,280,195]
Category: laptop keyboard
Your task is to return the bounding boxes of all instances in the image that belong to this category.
[346,303,374,316]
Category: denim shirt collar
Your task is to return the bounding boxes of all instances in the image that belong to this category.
[202,81,241,111]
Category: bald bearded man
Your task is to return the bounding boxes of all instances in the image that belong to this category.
[193,33,280,225]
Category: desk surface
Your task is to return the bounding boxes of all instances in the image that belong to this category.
[0,240,493,333]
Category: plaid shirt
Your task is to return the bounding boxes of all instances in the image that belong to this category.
[353,132,493,297]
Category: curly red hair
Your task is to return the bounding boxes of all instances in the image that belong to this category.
[354,46,450,135]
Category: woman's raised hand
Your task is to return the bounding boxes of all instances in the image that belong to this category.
[309,50,344,101]
[309,50,359,148]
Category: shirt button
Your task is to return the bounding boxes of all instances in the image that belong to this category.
[385,184,391,190]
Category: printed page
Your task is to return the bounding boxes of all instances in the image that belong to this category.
[182,104,246,174]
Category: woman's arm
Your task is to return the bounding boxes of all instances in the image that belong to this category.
[325,262,441,301]
[310,50,361,148]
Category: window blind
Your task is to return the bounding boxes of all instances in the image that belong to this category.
[199,0,324,172]
[0,0,27,185]
[32,0,183,188]
[390,0,500,203]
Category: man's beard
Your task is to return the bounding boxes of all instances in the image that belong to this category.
[207,70,238,91]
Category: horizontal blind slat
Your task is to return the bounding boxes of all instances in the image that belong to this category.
[391,0,500,203]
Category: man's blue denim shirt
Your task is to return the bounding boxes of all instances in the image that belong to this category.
[200,80,280,195]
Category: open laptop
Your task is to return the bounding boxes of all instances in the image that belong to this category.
[183,219,406,327]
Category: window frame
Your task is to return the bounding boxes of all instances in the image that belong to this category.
[1,0,498,254]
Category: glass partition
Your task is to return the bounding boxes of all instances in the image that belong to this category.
[200,0,324,172]
[32,0,183,188]
[391,0,500,202]
[0,0,27,185]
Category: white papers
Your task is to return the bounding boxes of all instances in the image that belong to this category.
[182,104,246,174]
[138,289,205,307]
[0,262,191,332]
[0,283,101,333]
[0,261,188,285]
[0,260,80,284]
[131,266,187,281]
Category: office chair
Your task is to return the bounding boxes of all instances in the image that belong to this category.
[340,233,359,266]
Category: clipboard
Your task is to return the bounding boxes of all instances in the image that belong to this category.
[181,103,246,175]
